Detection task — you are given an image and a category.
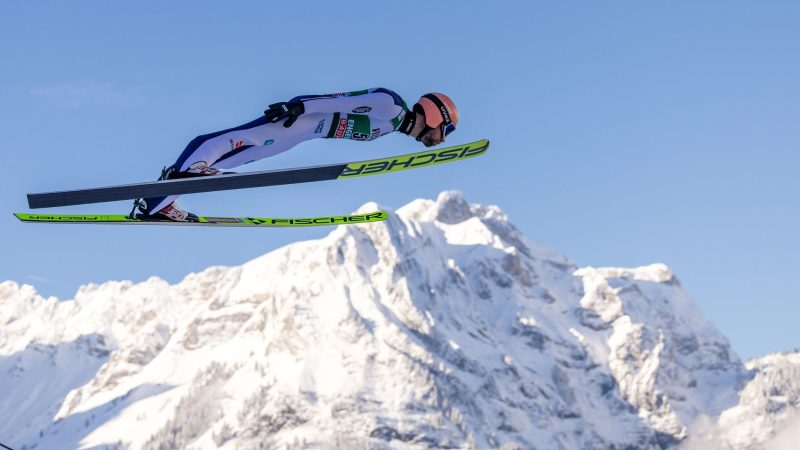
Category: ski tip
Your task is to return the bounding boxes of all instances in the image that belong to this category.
[13,213,38,223]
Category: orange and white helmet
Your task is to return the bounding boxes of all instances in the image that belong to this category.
[413,92,459,140]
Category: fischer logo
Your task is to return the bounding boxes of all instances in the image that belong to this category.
[246,211,385,225]
[334,118,348,138]
[29,215,102,221]
[352,106,372,113]
[339,141,489,177]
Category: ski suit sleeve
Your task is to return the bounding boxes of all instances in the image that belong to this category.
[291,88,407,123]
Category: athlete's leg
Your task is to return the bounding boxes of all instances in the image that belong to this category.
[140,114,327,215]
[210,114,321,169]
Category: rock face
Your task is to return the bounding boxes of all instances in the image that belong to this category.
[0,191,795,450]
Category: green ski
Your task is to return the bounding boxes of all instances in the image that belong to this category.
[14,211,389,227]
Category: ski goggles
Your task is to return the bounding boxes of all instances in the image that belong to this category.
[441,122,456,137]
[438,122,456,142]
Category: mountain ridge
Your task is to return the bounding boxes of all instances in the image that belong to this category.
[1,191,797,449]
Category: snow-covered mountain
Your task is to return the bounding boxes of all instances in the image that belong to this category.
[1,191,797,450]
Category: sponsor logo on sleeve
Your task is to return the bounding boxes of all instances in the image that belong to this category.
[352,106,372,113]
[334,118,348,138]
[369,128,381,140]
[343,119,356,139]
[229,139,244,150]
[314,119,326,134]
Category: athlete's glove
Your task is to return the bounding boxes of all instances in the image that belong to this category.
[264,101,305,128]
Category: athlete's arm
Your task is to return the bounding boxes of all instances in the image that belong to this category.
[293,88,407,122]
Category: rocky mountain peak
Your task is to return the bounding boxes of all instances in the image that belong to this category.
[0,192,796,450]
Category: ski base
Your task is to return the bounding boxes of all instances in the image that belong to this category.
[14,211,388,227]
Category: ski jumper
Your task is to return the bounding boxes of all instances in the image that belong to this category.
[143,88,409,214]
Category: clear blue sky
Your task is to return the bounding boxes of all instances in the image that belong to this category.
[1,1,797,359]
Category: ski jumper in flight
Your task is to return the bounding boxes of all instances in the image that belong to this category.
[134,88,459,222]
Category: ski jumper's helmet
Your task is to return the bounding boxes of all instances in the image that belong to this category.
[413,93,459,140]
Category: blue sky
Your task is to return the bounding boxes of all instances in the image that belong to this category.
[1,1,797,359]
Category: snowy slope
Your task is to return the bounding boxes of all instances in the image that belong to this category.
[0,191,794,450]
[683,352,800,450]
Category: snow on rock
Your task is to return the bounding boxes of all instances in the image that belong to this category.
[0,191,792,450]
[683,352,800,450]
[574,264,746,444]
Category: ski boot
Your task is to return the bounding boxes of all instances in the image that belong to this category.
[131,199,199,222]
[162,161,222,179]
[128,162,222,222]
